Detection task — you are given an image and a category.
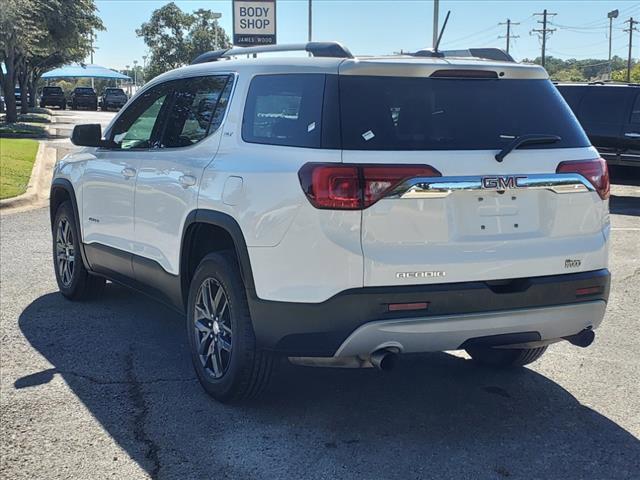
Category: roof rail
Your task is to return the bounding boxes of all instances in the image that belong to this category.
[191,42,353,64]
[409,47,515,63]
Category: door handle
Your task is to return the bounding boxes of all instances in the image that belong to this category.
[179,174,197,188]
[121,167,136,179]
[624,132,640,138]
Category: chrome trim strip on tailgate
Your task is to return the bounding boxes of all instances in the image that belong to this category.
[387,173,594,199]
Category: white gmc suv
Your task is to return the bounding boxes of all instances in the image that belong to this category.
[50,43,611,402]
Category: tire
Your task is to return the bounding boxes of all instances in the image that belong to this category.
[71,101,77,110]
[53,201,106,300]
[466,345,548,367]
[61,103,66,110]
[187,252,274,403]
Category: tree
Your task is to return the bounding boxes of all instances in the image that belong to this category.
[137,2,231,80]
[612,63,640,83]
[0,0,103,122]
[0,0,44,122]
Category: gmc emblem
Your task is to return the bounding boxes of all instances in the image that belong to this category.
[481,175,527,190]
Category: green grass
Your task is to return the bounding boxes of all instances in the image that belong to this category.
[0,138,39,199]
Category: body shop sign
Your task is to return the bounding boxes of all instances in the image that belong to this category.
[233,0,276,46]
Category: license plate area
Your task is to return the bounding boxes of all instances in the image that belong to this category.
[454,191,541,237]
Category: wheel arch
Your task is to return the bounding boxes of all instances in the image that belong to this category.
[50,178,92,271]
[180,209,256,312]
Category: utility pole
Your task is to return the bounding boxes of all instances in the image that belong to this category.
[308,0,312,42]
[624,17,638,83]
[499,19,520,54]
[142,55,147,85]
[531,9,556,68]
[432,0,439,48]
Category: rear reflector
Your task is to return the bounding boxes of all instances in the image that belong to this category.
[556,157,610,200]
[298,163,441,210]
[576,286,603,297]
[388,302,429,312]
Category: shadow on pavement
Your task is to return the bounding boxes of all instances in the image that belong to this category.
[17,285,640,479]
[610,195,640,216]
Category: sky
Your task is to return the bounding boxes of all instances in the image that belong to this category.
[93,0,640,69]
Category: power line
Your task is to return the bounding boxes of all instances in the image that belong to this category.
[531,9,556,67]
[498,19,519,54]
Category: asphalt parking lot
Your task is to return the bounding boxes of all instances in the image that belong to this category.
[1,110,639,479]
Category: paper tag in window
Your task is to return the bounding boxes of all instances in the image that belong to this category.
[362,130,375,141]
[307,122,316,132]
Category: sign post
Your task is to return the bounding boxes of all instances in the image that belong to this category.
[233,0,277,46]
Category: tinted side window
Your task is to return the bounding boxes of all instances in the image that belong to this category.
[556,86,586,111]
[110,81,177,150]
[160,75,233,148]
[631,93,640,124]
[580,89,630,124]
[242,74,324,148]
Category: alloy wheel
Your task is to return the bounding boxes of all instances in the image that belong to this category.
[56,217,75,286]
[194,278,233,378]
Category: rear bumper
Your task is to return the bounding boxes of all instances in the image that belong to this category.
[335,301,605,356]
[248,269,610,356]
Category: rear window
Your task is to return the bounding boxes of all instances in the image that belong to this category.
[75,88,95,94]
[339,76,589,150]
[105,88,125,95]
[43,87,63,94]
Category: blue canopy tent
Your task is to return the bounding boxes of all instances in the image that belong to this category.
[42,64,131,81]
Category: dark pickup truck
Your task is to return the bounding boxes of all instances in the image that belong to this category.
[556,83,640,168]
[70,87,98,110]
[99,88,128,111]
[40,86,66,109]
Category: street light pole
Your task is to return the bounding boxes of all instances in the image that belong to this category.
[608,9,619,80]
[308,0,312,42]
[133,60,138,89]
[142,55,147,85]
[432,0,439,48]
[212,12,222,47]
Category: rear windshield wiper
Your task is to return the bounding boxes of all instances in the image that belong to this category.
[495,134,561,162]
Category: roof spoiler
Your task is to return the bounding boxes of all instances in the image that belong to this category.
[409,48,515,63]
[191,42,353,64]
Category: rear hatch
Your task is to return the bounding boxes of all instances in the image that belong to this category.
[337,63,609,287]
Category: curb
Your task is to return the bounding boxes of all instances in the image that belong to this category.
[0,141,56,213]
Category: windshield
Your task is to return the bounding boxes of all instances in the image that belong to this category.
[339,76,589,150]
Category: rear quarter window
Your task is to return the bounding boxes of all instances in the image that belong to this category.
[242,74,325,148]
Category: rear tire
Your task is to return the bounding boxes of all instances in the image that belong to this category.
[187,252,274,403]
[53,201,106,300]
[466,346,547,367]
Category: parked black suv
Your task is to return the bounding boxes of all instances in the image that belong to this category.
[556,83,640,167]
[99,87,127,111]
[40,86,66,109]
[70,87,98,110]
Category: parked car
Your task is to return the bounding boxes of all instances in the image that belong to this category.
[40,86,66,109]
[99,87,128,111]
[70,87,98,110]
[52,43,610,403]
[557,83,640,167]
[14,87,28,106]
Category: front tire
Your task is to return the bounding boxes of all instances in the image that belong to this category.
[187,252,274,403]
[466,345,548,367]
[53,201,105,300]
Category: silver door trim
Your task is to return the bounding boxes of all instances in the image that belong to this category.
[386,173,594,199]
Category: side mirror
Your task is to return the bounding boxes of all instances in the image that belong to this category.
[71,124,106,147]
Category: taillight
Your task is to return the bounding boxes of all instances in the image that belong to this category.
[298,163,441,210]
[556,157,610,200]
